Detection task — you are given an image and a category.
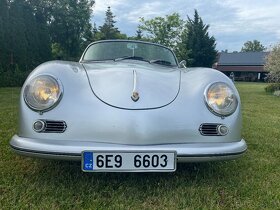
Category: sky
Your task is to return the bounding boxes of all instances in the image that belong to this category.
[91,0,280,52]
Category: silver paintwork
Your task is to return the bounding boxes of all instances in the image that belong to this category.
[10,135,246,161]
[10,40,247,163]
[83,62,180,109]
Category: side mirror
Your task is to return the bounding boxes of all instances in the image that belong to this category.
[179,60,186,68]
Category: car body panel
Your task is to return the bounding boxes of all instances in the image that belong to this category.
[83,62,180,109]
[17,62,241,146]
[10,135,247,161]
[10,40,246,164]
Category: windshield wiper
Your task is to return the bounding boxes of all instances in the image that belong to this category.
[149,59,173,66]
[114,56,149,62]
[81,59,114,62]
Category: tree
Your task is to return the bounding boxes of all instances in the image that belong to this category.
[241,40,266,52]
[92,22,101,41]
[0,0,9,69]
[264,43,280,83]
[139,13,184,49]
[0,0,95,86]
[47,0,95,60]
[7,0,51,70]
[176,28,190,62]
[127,26,151,41]
[181,10,217,67]
[98,7,121,40]
[80,23,95,51]
[136,27,143,40]
[0,0,53,86]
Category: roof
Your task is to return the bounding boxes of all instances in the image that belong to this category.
[217,52,269,66]
[216,65,265,72]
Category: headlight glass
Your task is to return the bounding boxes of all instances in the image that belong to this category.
[205,82,238,116]
[24,75,62,111]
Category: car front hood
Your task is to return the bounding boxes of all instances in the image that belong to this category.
[82,61,181,110]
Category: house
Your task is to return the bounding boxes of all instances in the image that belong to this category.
[213,52,269,81]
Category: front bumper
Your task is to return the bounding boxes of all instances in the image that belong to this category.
[10,135,247,162]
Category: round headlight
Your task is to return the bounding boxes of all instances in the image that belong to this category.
[24,75,63,111]
[205,82,238,116]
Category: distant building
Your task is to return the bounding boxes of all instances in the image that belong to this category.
[213,52,269,81]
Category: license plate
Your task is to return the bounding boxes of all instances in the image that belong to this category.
[82,151,176,172]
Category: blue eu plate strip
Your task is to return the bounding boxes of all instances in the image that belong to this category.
[83,152,93,171]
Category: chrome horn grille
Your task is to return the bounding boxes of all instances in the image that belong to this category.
[33,120,67,133]
[199,123,228,136]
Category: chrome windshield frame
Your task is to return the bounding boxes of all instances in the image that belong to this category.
[79,40,179,67]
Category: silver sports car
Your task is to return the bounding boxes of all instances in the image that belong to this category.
[10,40,247,172]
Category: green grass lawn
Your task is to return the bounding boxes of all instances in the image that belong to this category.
[0,83,279,209]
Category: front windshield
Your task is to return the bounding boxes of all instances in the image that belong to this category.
[82,41,177,66]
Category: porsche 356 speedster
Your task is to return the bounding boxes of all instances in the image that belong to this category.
[10,40,247,172]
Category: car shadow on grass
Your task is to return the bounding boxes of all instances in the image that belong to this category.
[29,158,244,185]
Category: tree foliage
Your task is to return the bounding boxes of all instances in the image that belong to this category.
[139,13,184,49]
[127,26,151,41]
[0,0,52,71]
[139,10,217,67]
[182,10,217,67]
[0,3,239,87]
[241,40,266,52]
[136,28,143,40]
[0,0,9,68]
[47,0,95,60]
[0,0,52,87]
[264,43,280,83]
[0,0,95,87]
[98,7,126,40]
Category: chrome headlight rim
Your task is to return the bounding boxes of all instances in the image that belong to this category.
[23,74,63,112]
[204,82,238,117]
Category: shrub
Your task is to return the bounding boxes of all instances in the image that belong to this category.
[274,90,280,97]
[0,65,29,87]
[265,72,280,83]
[265,83,280,93]
[264,43,280,83]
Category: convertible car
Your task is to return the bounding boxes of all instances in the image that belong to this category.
[10,40,247,172]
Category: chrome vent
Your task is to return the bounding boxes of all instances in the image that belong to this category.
[42,120,67,133]
[199,123,221,136]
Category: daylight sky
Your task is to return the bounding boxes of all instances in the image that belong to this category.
[91,0,280,52]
